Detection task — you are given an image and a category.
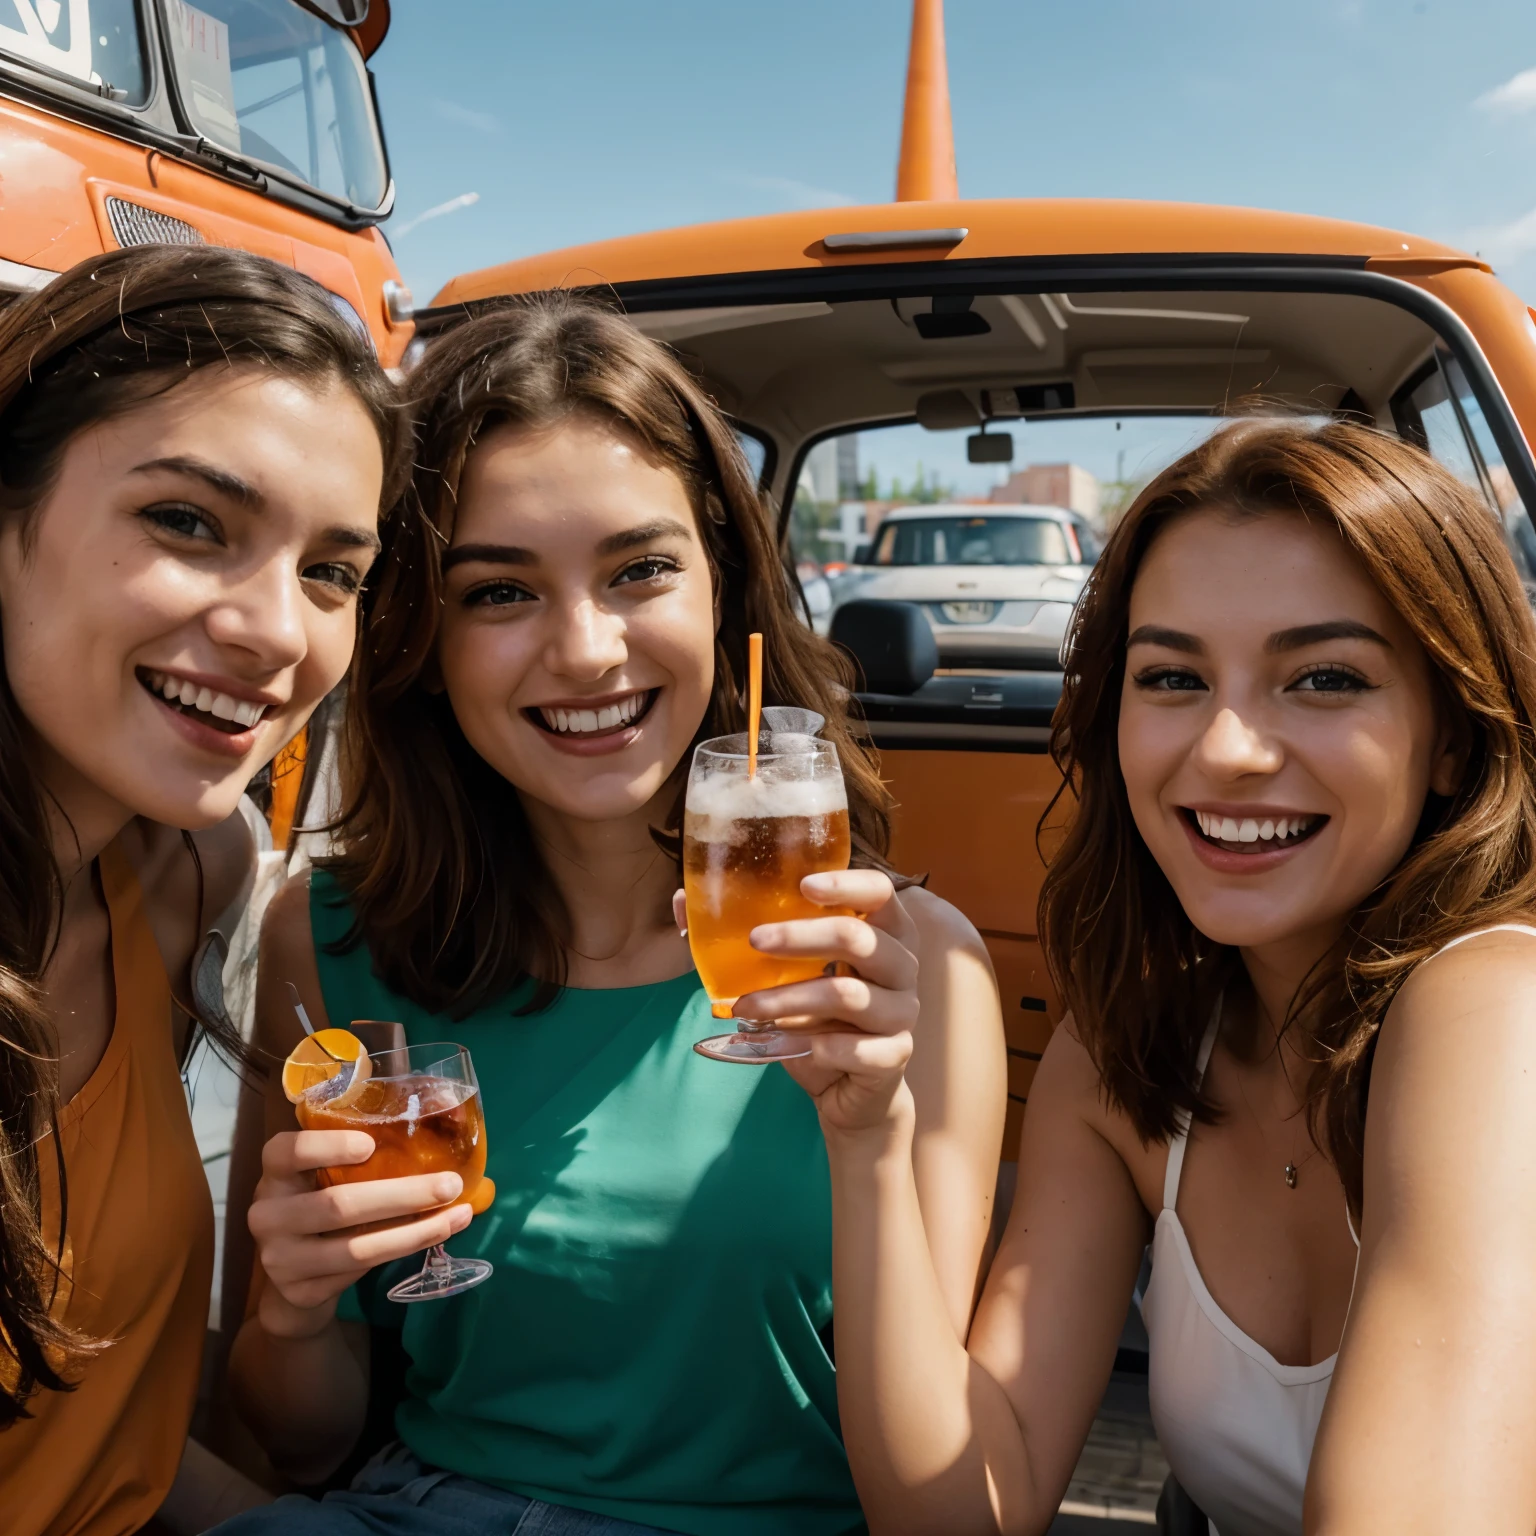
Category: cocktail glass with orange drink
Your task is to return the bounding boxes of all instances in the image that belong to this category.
[283,1035,495,1302]
[684,731,851,1062]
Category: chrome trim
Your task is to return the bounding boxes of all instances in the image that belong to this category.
[0,256,55,294]
[382,278,415,325]
[822,228,968,252]
[105,196,204,248]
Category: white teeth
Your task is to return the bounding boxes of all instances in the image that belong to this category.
[1195,811,1317,844]
[1238,818,1259,843]
[194,686,214,713]
[538,692,648,735]
[177,679,198,706]
[209,692,237,721]
[1259,820,1274,840]
[1220,816,1240,841]
[162,677,180,701]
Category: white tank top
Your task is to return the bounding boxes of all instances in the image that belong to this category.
[1141,924,1536,1535]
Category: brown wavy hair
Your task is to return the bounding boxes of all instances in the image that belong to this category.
[324,292,895,1016]
[0,245,399,1424]
[1038,419,1536,1212]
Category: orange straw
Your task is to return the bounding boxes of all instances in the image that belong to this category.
[747,631,763,778]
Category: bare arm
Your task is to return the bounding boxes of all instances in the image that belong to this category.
[739,874,1144,1534]
[225,876,469,1483]
[1306,934,1536,1534]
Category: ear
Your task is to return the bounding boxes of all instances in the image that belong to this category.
[1428,702,1471,798]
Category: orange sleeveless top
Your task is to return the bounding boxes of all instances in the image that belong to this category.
[0,840,214,1535]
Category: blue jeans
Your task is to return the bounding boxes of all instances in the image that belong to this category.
[207,1442,679,1535]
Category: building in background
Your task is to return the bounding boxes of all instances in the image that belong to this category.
[990,462,1100,521]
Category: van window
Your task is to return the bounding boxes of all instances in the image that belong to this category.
[1393,353,1536,582]
[0,0,147,104]
[872,515,1074,567]
[164,0,388,208]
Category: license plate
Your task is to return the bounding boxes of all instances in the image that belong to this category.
[941,600,997,624]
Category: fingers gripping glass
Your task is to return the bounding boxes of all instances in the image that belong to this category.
[684,732,851,1062]
[294,1043,494,1302]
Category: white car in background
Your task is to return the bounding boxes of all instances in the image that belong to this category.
[833,503,1098,669]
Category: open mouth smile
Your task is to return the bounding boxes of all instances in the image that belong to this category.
[526,688,657,741]
[1185,807,1327,855]
[137,667,274,737]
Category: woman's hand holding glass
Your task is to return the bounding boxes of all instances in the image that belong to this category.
[692,868,922,1136]
[247,1131,472,1338]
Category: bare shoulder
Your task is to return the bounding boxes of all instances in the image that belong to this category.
[900,882,994,968]
[1376,915,1536,1087]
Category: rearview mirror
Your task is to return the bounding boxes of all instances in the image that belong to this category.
[852,542,873,564]
[968,431,1014,464]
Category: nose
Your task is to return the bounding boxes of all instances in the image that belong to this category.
[1193,706,1283,780]
[543,595,627,682]
[202,559,308,674]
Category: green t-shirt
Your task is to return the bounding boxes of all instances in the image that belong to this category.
[312,872,864,1536]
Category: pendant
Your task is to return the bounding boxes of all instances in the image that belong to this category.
[1284,1162,1298,1189]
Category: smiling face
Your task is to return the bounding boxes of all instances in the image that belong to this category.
[435,414,717,825]
[1117,507,1461,958]
[0,365,384,833]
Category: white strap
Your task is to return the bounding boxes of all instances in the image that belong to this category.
[1162,1002,1222,1212]
[1430,923,1536,959]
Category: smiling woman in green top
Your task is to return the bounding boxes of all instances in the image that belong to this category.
[219,295,1006,1536]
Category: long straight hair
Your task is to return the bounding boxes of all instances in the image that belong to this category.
[325,292,897,1016]
[1039,420,1536,1213]
[0,244,398,1425]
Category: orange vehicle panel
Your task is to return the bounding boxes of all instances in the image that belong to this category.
[434,197,1483,309]
[883,749,1065,938]
[0,100,410,363]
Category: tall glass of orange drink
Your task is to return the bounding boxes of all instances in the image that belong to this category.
[684,731,850,1062]
[295,1042,494,1301]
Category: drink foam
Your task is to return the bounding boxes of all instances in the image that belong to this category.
[685,770,848,841]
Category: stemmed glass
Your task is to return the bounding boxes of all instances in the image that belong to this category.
[295,1042,494,1302]
[683,731,851,1062]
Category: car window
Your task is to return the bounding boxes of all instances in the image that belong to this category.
[163,0,388,207]
[1392,352,1536,582]
[870,515,1074,566]
[0,0,147,103]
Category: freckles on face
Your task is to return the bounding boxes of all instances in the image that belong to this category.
[436,417,717,823]
[0,368,383,831]
[1115,508,1448,951]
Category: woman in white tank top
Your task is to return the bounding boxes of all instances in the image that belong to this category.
[765,420,1536,1535]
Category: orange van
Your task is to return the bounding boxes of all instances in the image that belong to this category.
[0,0,412,363]
[422,0,1536,1174]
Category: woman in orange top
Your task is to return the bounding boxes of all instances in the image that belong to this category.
[0,244,399,1535]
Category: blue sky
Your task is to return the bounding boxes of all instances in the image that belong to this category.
[371,0,1536,307]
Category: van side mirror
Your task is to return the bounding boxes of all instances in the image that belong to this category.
[968,430,1014,464]
[852,542,873,565]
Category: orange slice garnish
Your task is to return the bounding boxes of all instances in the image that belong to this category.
[282,1028,372,1107]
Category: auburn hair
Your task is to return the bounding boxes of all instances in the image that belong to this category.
[0,244,399,1424]
[1038,419,1536,1213]
[325,291,896,1015]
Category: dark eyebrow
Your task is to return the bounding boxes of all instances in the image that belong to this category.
[326,525,382,555]
[1127,624,1204,653]
[595,518,694,557]
[440,542,538,573]
[131,455,260,506]
[1266,620,1392,652]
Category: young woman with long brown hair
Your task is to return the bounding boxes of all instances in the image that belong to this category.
[0,244,398,1535]
[219,294,1005,1536]
[784,419,1536,1536]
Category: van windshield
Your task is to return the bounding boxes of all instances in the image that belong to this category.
[164,0,387,209]
[872,515,1075,567]
[0,0,147,104]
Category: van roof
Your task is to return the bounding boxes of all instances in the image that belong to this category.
[429,198,1483,310]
